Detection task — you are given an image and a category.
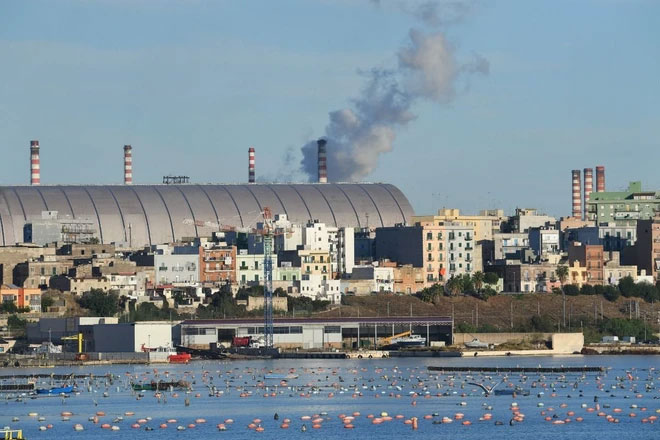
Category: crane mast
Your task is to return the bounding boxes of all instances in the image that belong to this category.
[262,207,274,348]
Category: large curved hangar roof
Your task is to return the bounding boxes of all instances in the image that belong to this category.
[0,184,414,247]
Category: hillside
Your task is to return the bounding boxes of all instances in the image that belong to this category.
[313,293,657,335]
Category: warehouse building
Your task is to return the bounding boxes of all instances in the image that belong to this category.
[0,184,414,247]
[179,316,452,350]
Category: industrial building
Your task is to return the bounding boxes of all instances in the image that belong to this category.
[0,183,414,248]
[180,316,452,350]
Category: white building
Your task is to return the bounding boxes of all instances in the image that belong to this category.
[153,245,199,285]
[236,251,278,287]
[299,274,341,304]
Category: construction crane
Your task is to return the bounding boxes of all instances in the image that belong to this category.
[378,331,411,347]
[61,333,84,353]
[261,207,274,349]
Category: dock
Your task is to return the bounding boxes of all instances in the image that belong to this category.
[427,366,605,373]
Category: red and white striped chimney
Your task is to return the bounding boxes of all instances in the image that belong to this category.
[123,145,133,185]
[571,169,582,218]
[583,168,593,220]
[595,165,605,192]
[248,147,255,183]
[30,140,40,185]
[317,139,327,183]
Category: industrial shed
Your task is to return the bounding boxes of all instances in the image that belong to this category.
[0,183,414,247]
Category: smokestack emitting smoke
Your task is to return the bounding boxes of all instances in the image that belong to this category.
[248,147,255,183]
[583,168,593,220]
[317,139,327,183]
[572,169,582,218]
[30,140,40,185]
[123,145,132,185]
[596,165,605,192]
[300,2,488,182]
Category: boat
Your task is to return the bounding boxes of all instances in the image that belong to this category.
[168,353,192,364]
[391,335,426,347]
[131,380,191,391]
[36,385,74,395]
[464,338,490,349]
[264,373,299,380]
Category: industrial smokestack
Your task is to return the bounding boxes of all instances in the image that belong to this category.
[123,145,133,185]
[317,139,327,183]
[30,140,40,185]
[596,165,605,192]
[583,168,593,220]
[248,147,255,183]
[571,169,582,218]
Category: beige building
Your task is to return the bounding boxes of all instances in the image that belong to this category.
[413,208,507,242]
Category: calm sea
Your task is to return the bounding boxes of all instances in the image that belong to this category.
[1,355,659,439]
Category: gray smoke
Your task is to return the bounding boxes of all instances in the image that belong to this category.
[300,0,487,182]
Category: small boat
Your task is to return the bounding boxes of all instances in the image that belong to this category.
[464,338,490,349]
[391,335,426,347]
[264,373,299,380]
[131,380,191,391]
[36,385,74,395]
[168,353,192,364]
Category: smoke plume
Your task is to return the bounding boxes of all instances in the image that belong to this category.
[300,0,487,182]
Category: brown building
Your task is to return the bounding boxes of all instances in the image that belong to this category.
[568,242,604,285]
[634,216,660,282]
[391,264,425,294]
[13,256,74,288]
[199,245,236,285]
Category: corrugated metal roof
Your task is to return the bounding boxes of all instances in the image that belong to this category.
[0,183,414,247]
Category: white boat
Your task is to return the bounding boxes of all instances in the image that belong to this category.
[391,335,426,347]
[464,338,490,349]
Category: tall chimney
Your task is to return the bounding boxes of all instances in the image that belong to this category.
[571,169,582,218]
[123,145,133,185]
[583,168,593,220]
[317,139,327,183]
[30,140,40,185]
[248,147,255,183]
[595,165,605,192]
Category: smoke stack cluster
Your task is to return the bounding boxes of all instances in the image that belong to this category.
[583,168,593,220]
[571,169,582,218]
[595,165,605,192]
[317,139,327,183]
[248,147,255,183]
[30,140,40,185]
[123,145,133,185]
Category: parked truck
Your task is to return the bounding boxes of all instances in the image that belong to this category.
[231,336,264,349]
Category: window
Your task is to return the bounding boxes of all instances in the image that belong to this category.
[282,275,287,281]
[324,326,341,334]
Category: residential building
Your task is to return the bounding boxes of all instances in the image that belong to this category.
[13,255,74,288]
[508,208,556,233]
[568,242,604,286]
[0,284,42,312]
[413,208,507,242]
[529,226,560,260]
[236,251,278,287]
[154,245,199,285]
[199,244,236,285]
[492,263,561,293]
[375,221,478,287]
[603,252,637,286]
[492,233,529,261]
[587,181,660,226]
[633,216,660,281]
[354,227,376,263]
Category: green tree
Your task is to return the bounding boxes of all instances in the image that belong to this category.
[580,284,595,295]
[7,314,26,331]
[445,276,463,296]
[77,289,119,317]
[603,285,620,302]
[563,284,580,296]
[556,266,569,286]
[618,276,637,297]
[472,272,485,292]
[530,314,556,332]
[637,282,659,302]
[484,272,499,286]
[416,284,444,303]
[40,295,54,312]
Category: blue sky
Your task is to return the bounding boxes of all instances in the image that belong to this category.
[1,0,658,217]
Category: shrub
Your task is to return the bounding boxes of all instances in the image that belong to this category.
[563,284,580,296]
[603,285,620,302]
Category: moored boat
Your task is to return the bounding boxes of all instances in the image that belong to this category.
[36,385,74,395]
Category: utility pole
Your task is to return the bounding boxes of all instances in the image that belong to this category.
[476,303,479,328]
[510,300,513,329]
